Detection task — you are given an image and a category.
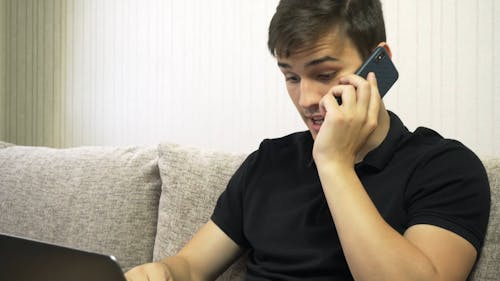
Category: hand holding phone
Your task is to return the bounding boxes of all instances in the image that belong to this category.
[336,46,398,104]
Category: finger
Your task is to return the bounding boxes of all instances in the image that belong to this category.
[345,89,358,112]
[356,80,371,112]
[319,91,340,116]
[328,84,344,101]
[366,72,381,125]
[124,263,169,281]
[367,72,379,96]
[340,74,371,108]
[326,85,344,107]
[147,269,168,281]
[339,74,368,89]
[146,263,171,281]
[334,85,357,110]
[124,271,145,281]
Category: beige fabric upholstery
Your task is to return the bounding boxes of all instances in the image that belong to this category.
[468,157,500,281]
[154,142,247,280]
[0,143,162,271]
[0,140,498,280]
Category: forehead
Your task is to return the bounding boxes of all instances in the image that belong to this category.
[277,29,358,66]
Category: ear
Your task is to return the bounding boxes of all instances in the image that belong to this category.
[377,42,392,59]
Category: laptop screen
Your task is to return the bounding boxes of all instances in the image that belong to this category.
[0,233,126,281]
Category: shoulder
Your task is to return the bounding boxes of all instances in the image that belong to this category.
[399,126,489,192]
[254,131,313,164]
[404,127,486,174]
[259,131,312,150]
[233,131,313,178]
[402,127,491,252]
[397,126,490,220]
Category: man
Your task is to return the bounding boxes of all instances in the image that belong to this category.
[126,0,490,280]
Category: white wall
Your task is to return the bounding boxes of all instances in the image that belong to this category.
[383,0,500,157]
[1,0,499,156]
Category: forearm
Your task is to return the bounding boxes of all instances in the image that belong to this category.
[126,221,240,281]
[317,162,439,281]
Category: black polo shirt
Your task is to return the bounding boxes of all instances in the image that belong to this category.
[211,111,490,281]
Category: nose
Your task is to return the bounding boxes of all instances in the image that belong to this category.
[298,79,323,110]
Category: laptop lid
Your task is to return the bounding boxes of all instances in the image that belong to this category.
[0,233,126,281]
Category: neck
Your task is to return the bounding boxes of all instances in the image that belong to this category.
[355,109,391,163]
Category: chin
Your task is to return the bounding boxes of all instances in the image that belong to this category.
[309,128,318,140]
[301,118,318,139]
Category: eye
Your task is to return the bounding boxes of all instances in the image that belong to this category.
[285,75,300,83]
[317,72,336,82]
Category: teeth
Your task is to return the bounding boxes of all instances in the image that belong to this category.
[312,118,324,125]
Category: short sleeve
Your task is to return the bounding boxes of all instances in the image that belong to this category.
[211,151,258,248]
[406,144,491,253]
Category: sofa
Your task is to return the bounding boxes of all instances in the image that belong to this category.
[0,140,498,281]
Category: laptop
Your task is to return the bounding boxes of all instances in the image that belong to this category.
[0,233,126,281]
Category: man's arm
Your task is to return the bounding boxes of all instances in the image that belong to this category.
[125,220,243,281]
[317,162,476,281]
[313,73,477,281]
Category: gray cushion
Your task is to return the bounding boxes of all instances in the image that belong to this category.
[0,144,162,271]
[154,142,247,281]
[153,145,500,281]
[468,157,500,281]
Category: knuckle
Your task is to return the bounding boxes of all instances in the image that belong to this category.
[328,113,344,124]
[347,84,357,92]
[367,119,378,130]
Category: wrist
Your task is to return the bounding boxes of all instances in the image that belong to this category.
[315,160,359,198]
[314,153,355,169]
[315,158,355,177]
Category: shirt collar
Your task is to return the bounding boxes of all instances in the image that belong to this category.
[306,111,409,170]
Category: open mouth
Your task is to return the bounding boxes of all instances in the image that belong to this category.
[312,116,324,125]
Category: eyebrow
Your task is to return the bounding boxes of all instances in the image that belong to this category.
[278,56,339,69]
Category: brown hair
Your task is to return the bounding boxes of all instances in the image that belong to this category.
[268,0,386,60]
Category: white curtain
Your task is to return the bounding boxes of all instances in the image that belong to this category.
[1,0,499,156]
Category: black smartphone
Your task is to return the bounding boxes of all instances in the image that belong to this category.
[354,46,398,98]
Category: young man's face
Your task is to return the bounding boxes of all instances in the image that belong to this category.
[277,30,364,140]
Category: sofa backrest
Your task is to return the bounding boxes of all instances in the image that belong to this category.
[1,141,498,280]
[468,157,500,281]
[0,142,162,272]
[154,146,500,281]
[152,142,248,280]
